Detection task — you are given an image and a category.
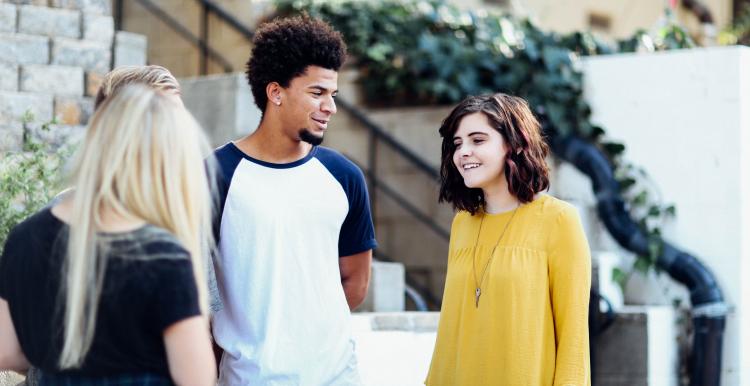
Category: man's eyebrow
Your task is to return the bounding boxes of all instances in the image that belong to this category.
[309,85,338,93]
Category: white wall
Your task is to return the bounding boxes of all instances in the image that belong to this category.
[577,45,750,386]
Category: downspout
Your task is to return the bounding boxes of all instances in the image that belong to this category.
[548,133,728,386]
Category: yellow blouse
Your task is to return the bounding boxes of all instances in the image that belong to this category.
[426,194,591,386]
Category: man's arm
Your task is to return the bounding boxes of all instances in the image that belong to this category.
[339,250,372,310]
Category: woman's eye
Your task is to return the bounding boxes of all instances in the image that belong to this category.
[473,139,484,144]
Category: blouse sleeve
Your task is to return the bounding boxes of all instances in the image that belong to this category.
[547,204,592,386]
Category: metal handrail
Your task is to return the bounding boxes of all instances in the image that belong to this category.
[348,157,449,240]
[128,0,234,73]
[198,0,256,38]
[336,98,441,181]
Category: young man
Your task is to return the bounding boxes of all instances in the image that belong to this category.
[211,16,376,385]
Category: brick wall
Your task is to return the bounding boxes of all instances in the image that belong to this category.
[0,0,147,152]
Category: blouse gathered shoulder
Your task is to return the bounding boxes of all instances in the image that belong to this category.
[426,194,592,386]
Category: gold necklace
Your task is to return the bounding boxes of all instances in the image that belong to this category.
[472,203,520,308]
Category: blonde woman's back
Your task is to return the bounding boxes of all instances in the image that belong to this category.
[0,86,216,385]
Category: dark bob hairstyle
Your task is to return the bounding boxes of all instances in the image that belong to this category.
[438,93,550,214]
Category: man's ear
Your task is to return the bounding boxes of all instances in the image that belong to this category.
[266,82,283,106]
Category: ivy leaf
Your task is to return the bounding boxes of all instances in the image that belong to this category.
[612,267,628,292]
[647,205,661,217]
[633,257,651,275]
[601,142,626,157]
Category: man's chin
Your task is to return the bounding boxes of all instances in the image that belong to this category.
[299,129,324,146]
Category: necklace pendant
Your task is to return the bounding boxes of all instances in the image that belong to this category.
[475,287,481,308]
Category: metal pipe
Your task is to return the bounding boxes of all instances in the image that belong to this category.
[549,133,727,386]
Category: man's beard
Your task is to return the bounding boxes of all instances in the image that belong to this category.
[299,128,324,146]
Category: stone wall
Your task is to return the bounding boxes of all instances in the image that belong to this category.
[0,0,146,151]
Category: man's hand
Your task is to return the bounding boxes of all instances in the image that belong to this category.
[339,250,372,310]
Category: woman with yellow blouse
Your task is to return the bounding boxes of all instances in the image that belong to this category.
[426,93,591,386]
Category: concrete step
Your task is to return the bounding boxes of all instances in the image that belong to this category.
[352,306,680,386]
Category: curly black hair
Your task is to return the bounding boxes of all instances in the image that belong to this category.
[246,15,347,114]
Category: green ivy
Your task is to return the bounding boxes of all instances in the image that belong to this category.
[719,3,750,45]
[0,112,70,247]
[275,0,682,285]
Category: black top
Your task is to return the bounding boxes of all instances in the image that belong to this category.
[0,208,201,378]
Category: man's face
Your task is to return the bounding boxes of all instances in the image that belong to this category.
[278,65,338,146]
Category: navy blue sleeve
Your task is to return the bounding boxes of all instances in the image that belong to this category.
[210,143,244,245]
[315,147,378,256]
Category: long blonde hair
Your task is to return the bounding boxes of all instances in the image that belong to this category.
[59,85,215,368]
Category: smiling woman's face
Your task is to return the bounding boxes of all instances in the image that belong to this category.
[451,112,509,191]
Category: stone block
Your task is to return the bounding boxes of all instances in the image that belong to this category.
[3,1,48,6]
[54,95,92,125]
[20,64,83,96]
[113,31,146,67]
[29,122,84,150]
[0,33,49,65]
[0,63,18,91]
[0,91,53,125]
[367,311,439,332]
[180,72,261,147]
[358,261,406,312]
[84,70,103,98]
[18,4,80,38]
[0,3,16,33]
[52,37,110,73]
[82,13,113,44]
[0,122,23,152]
[50,0,109,15]
[595,306,679,385]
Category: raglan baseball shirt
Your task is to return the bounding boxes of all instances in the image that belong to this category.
[211,142,377,386]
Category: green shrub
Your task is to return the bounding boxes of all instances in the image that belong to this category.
[0,112,71,247]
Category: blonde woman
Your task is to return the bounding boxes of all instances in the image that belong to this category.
[0,85,217,385]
